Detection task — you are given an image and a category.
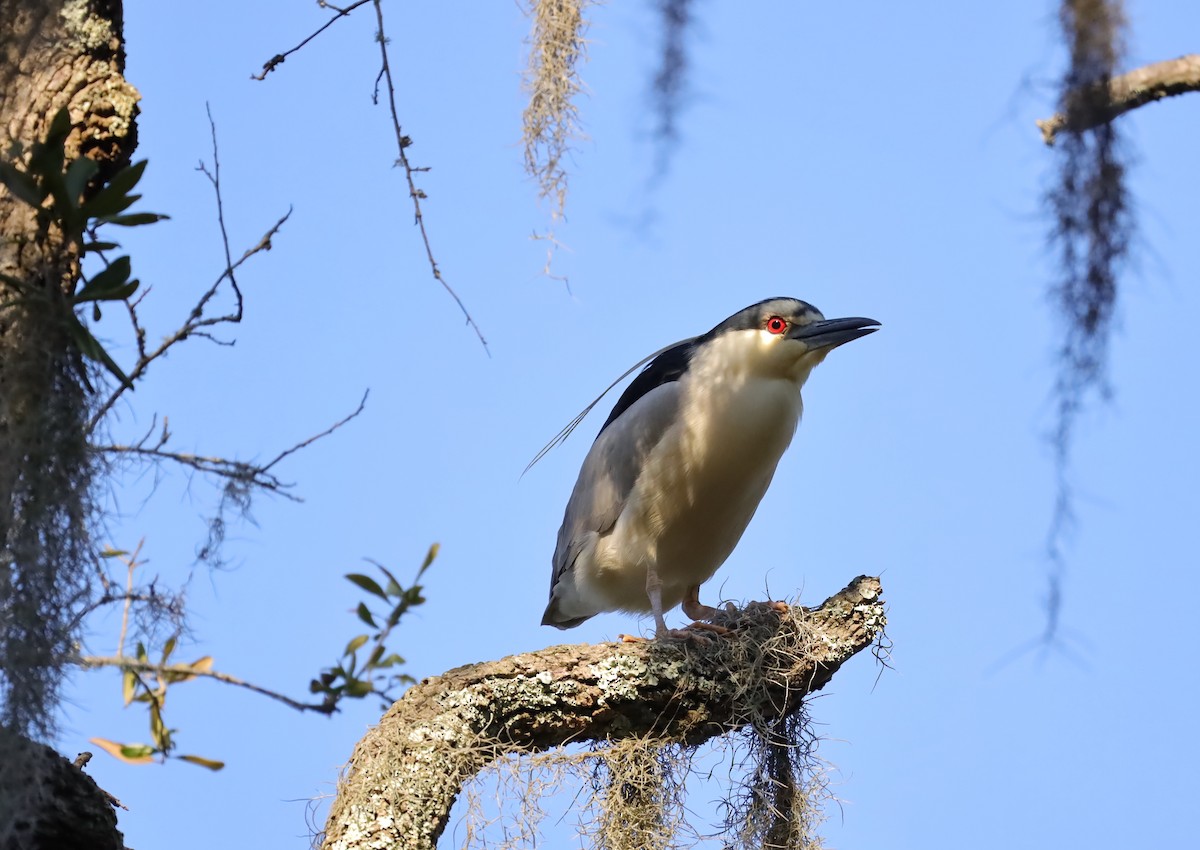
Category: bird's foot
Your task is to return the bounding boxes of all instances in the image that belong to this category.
[685,620,731,636]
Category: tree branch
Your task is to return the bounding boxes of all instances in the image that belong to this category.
[251,0,373,81]
[252,1,489,352]
[1037,54,1200,144]
[87,110,292,432]
[320,576,887,850]
[92,391,369,500]
[370,0,489,353]
[74,656,337,715]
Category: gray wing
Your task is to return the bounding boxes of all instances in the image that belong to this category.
[550,381,683,588]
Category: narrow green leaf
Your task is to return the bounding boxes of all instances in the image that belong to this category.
[345,679,373,698]
[82,159,147,218]
[366,645,385,667]
[178,754,225,771]
[0,162,46,207]
[420,542,440,573]
[122,669,137,706]
[84,189,139,219]
[82,240,120,254]
[161,636,177,663]
[90,738,153,765]
[44,108,72,145]
[99,159,147,201]
[63,157,99,204]
[344,634,369,655]
[345,573,388,601]
[356,602,377,628]
[121,744,156,760]
[99,547,129,558]
[66,315,134,390]
[75,256,131,302]
[98,211,169,227]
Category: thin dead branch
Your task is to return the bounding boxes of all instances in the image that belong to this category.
[87,110,292,432]
[92,391,369,500]
[1037,53,1200,144]
[370,1,489,351]
[252,1,489,351]
[251,0,373,81]
[74,655,337,715]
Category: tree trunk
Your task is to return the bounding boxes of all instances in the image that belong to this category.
[321,576,886,850]
[1,1,136,847]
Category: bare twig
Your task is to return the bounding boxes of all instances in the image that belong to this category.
[115,541,144,657]
[92,391,370,499]
[371,1,489,352]
[75,655,337,715]
[88,110,292,432]
[1037,53,1200,144]
[252,1,488,351]
[251,0,373,80]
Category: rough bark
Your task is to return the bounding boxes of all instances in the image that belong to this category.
[321,576,886,850]
[1037,54,1200,144]
[1,1,136,847]
[0,732,123,850]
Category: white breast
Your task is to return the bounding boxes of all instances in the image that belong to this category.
[587,331,807,611]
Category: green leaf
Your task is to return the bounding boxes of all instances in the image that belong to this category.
[356,602,377,628]
[122,669,137,706]
[82,159,147,218]
[344,634,369,655]
[90,738,154,765]
[28,129,66,182]
[98,211,169,227]
[66,315,134,390]
[375,653,406,669]
[99,547,129,558]
[344,679,373,698]
[161,637,177,663]
[178,754,225,771]
[82,240,120,254]
[420,543,440,573]
[87,191,140,219]
[75,256,135,303]
[345,573,388,601]
[44,108,72,146]
[0,161,46,207]
[63,157,99,205]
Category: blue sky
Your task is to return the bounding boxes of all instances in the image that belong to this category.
[63,1,1199,847]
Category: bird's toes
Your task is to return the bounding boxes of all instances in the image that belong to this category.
[685,620,732,637]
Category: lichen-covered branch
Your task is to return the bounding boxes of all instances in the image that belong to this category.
[1037,53,1200,144]
[321,576,886,850]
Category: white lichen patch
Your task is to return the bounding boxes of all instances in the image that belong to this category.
[61,0,114,50]
[591,654,652,702]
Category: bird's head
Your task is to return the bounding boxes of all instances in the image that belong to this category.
[696,297,880,384]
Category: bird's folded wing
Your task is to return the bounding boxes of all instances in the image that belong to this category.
[550,381,683,584]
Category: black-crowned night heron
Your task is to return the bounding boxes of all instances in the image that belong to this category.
[540,297,879,638]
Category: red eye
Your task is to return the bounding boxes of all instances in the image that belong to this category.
[766,316,788,335]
